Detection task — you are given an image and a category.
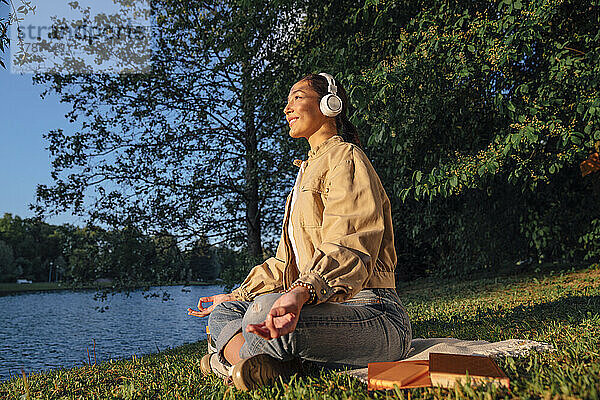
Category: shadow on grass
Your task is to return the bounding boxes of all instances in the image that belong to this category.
[412,295,600,340]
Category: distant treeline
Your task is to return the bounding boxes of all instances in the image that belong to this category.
[0,213,242,285]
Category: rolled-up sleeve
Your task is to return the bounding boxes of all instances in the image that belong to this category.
[295,148,385,304]
[230,234,286,301]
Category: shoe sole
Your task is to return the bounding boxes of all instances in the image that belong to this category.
[232,354,300,391]
[200,353,212,377]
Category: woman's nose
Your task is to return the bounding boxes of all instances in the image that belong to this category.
[283,101,292,115]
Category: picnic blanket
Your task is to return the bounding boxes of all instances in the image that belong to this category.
[339,338,554,383]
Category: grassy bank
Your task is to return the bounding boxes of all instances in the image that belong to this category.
[2,264,599,399]
[0,282,71,294]
[0,280,220,296]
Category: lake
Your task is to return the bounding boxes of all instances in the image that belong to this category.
[0,285,224,381]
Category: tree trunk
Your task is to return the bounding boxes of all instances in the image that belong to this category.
[241,64,262,259]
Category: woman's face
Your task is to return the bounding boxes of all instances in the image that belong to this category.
[283,80,328,140]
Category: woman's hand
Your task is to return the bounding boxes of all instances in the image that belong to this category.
[187,293,236,318]
[246,286,310,340]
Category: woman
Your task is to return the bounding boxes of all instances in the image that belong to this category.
[188,73,412,391]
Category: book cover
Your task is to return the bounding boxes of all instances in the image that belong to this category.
[368,360,431,390]
[428,353,510,389]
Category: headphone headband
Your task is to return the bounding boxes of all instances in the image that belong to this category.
[319,72,338,96]
[318,72,342,117]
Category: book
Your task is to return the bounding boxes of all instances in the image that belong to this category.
[428,353,510,389]
[368,360,431,390]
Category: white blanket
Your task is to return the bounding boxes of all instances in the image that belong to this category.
[339,338,554,383]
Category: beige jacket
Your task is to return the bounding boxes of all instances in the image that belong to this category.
[231,135,397,304]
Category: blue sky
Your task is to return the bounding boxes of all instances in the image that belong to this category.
[0,68,84,226]
[1,0,149,227]
[1,1,81,226]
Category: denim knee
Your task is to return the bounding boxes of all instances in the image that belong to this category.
[208,301,238,333]
[238,293,300,360]
[207,300,250,355]
[241,293,281,327]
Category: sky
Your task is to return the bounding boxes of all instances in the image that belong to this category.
[0,65,84,226]
[1,0,150,227]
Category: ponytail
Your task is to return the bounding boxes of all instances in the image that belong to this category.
[337,114,361,148]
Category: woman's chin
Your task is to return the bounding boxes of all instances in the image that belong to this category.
[288,129,304,139]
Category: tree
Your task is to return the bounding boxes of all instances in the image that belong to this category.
[33,0,305,262]
[0,0,36,69]
[0,240,20,282]
[282,0,600,275]
[151,232,185,282]
[187,234,218,281]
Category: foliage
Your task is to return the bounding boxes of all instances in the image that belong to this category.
[32,0,306,260]
[349,0,600,200]
[0,0,35,69]
[22,0,600,281]
[0,213,228,284]
[0,239,20,281]
[283,0,600,277]
[187,235,218,282]
[218,248,267,292]
[2,263,599,399]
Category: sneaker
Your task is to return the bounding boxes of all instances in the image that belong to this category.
[200,353,230,379]
[231,354,302,391]
[206,326,217,354]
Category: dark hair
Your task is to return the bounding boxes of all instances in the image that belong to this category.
[300,73,362,149]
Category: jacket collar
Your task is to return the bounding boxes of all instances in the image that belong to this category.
[307,134,342,160]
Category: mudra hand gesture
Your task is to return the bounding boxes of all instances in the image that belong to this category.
[187,293,237,318]
[246,286,310,340]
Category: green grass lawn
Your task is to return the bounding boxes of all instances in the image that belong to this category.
[0,280,218,296]
[0,282,71,294]
[2,264,599,399]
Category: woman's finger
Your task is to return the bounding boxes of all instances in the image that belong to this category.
[246,323,271,339]
[187,308,206,318]
[202,303,216,315]
[188,309,207,317]
[187,304,215,318]
[273,313,295,330]
[197,296,214,309]
[264,313,280,339]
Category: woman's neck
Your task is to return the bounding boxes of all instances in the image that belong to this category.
[308,125,338,151]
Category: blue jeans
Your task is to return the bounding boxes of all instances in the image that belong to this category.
[207,288,412,369]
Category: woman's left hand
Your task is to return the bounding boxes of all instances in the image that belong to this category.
[246,286,310,340]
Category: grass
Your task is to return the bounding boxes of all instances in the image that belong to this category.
[1,264,599,399]
[0,282,70,294]
[0,280,219,296]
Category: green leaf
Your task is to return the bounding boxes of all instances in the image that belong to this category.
[450,175,458,187]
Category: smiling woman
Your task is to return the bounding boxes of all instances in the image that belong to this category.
[188,73,411,391]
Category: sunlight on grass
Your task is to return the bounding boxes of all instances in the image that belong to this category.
[2,264,599,399]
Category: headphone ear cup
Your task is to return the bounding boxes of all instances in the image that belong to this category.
[320,94,343,117]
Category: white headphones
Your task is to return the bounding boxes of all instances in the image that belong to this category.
[318,72,343,117]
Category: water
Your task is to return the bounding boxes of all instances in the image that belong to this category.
[0,285,224,381]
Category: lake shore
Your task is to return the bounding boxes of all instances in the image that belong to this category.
[1,264,598,399]
[0,280,220,296]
